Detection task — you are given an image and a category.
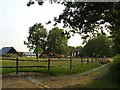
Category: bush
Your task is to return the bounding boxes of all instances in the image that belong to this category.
[109,54,120,83]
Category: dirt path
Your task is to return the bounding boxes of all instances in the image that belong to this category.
[2,64,109,89]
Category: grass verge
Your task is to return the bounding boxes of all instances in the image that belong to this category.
[65,63,120,88]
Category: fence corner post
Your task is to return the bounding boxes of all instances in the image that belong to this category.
[16,57,18,74]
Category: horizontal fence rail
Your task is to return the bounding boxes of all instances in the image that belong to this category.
[1,57,110,74]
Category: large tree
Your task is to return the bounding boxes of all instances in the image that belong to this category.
[24,23,47,61]
[27,1,120,54]
[55,2,120,54]
[109,28,120,54]
[68,46,75,57]
[82,34,113,57]
[47,27,68,55]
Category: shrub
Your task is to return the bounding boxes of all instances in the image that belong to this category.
[109,54,120,83]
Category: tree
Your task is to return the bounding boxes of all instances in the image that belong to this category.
[27,1,120,54]
[47,27,68,55]
[24,23,47,61]
[34,45,42,54]
[53,2,120,35]
[109,28,120,54]
[75,46,83,57]
[68,46,75,57]
[82,34,113,57]
[56,2,120,54]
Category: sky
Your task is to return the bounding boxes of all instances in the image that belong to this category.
[0,0,83,52]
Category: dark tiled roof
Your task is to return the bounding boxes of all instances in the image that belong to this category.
[0,47,13,56]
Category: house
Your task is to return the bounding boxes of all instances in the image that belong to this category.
[23,52,36,57]
[0,47,19,57]
[71,48,80,58]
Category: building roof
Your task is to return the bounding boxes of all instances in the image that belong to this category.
[24,52,36,56]
[0,47,18,56]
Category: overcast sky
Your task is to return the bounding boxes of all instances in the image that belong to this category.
[0,0,83,52]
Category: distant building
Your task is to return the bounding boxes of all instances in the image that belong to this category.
[18,52,24,57]
[71,48,80,58]
[23,52,36,57]
[0,47,19,57]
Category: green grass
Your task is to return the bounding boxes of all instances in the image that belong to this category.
[1,58,101,67]
[1,68,16,73]
[1,58,101,76]
[85,72,120,88]
[67,77,120,90]
[1,57,119,88]
[65,63,120,88]
[48,62,100,76]
[1,59,48,67]
[1,63,100,76]
[1,57,109,75]
[85,63,120,88]
[86,79,119,88]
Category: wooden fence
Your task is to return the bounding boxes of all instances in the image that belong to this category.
[1,57,108,74]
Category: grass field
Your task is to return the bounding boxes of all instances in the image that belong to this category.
[1,57,120,88]
[0,57,106,75]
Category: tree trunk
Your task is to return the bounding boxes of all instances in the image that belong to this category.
[36,44,39,62]
[36,53,38,62]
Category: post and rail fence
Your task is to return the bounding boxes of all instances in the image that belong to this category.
[1,57,110,74]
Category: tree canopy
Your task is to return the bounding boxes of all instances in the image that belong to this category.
[81,34,113,57]
[27,1,120,54]
[47,27,69,55]
[53,2,120,54]
[24,23,47,61]
[27,1,120,53]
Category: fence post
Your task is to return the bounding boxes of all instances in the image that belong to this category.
[95,57,97,62]
[70,57,72,70]
[87,58,89,65]
[48,58,50,72]
[16,57,18,74]
[81,58,83,65]
[91,58,93,63]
